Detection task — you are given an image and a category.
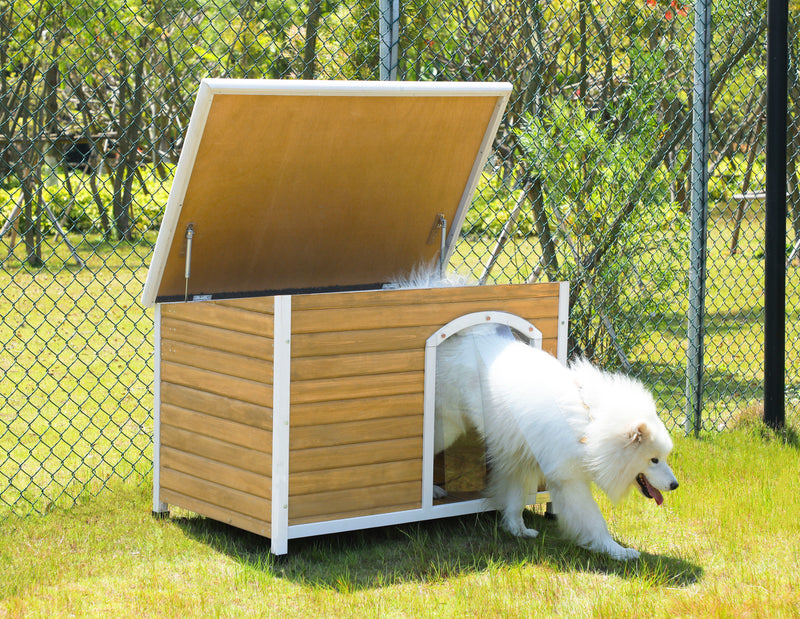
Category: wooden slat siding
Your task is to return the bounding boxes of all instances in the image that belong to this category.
[290,415,422,450]
[292,325,447,357]
[291,337,554,381]
[161,383,272,431]
[289,502,421,526]
[292,349,423,381]
[291,393,422,427]
[160,488,270,537]
[161,446,269,498]
[161,425,271,474]
[162,361,272,406]
[161,468,269,520]
[161,316,273,361]
[162,302,273,336]
[214,297,275,314]
[291,371,423,405]
[158,298,275,533]
[162,338,271,384]
[285,284,562,524]
[291,437,422,473]
[290,323,560,358]
[289,481,421,522]
[290,460,421,496]
[160,404,272,452]
[291,297,559,335]
[290,282,562,311]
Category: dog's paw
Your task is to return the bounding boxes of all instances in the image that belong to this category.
[607,544,640,561]
[502,519,539,538]
[432,485,448,500]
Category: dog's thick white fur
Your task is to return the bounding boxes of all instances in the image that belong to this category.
[435,323,679,561]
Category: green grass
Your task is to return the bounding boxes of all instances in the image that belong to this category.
[1,420,798,617]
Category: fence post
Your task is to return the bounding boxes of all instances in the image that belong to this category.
[685,0,711,436]
[764,0,788,429]
[379,0,399,80]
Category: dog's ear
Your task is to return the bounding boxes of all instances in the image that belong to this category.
[627,421,651,444]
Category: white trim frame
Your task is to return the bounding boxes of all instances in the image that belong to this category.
[152,304,169,514]
[421,311,544,518]
[442,93,509,267]
[557,281,571,365]
[426,311,544,348]
[270,295,293,555]
[141,81,215,307]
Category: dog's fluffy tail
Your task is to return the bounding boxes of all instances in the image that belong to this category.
[385,262,473,290]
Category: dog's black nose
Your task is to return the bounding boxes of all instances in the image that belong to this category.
[670,481,679,490]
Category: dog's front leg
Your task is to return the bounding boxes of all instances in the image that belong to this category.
[496,481,539,538]
[548,480,639,561]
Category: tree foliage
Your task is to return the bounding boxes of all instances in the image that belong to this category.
[0,0,786,363]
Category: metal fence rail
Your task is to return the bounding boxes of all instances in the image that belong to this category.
[1,0,797,517]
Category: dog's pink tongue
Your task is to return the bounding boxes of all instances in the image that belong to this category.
[645,477,664,506]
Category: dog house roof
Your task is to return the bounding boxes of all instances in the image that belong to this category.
[141,79,511,305]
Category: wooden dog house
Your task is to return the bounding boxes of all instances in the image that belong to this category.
[142,79,569,555]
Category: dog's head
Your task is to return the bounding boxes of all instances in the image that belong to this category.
[626,421,679,506]
[576,361,680,504]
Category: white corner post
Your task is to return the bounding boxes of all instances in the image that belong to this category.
[379,0,399,80]
[152,304,169,515]
[271,295,292,555]
[557,281,570,365]
[685,0,711,436]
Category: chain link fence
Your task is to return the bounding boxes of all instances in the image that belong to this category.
[1,0,798,517]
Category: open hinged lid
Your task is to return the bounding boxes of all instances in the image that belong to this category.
[142,79,511,305]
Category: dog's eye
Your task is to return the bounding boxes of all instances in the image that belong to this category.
[651,458,659,464]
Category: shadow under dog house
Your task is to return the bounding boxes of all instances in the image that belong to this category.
[142,79,570,555]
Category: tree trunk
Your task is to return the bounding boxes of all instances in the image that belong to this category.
[21,174,42,267]
[528,176,559,281]
[578,0,587,107]
[302,0,322,79]
[118,33,151,241]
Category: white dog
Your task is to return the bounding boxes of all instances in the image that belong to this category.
[435,323,679,560]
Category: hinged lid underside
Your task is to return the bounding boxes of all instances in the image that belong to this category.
[142,79,511,304]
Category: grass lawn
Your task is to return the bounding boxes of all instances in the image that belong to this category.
[1,417,798,618]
